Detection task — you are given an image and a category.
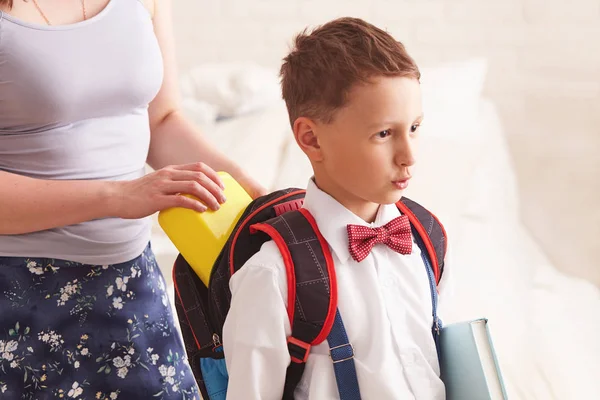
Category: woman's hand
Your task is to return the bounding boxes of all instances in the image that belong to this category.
[112,162,226,219]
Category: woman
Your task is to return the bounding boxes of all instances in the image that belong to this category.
[0,0,266,398]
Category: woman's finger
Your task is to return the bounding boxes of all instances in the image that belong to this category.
[165,193,208,213]
[169,162,225,190]
[163,180,221,211]
[166,170,226,204]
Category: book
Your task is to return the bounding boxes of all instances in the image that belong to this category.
[439,318,508,400]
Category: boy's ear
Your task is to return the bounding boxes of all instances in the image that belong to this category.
[293,117,324,162]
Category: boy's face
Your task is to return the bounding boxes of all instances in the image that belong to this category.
[297,76,422,221]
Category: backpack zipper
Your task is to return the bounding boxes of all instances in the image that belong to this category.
[212,333,222,350]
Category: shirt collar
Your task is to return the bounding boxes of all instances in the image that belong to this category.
[302,178,402,264]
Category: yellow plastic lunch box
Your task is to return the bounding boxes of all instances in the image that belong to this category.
[158,171,252,286]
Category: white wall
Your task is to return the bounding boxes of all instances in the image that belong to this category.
[171,0,600,285]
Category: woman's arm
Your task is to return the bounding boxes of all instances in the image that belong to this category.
[0,163,224,235]
[0,171,118,235]
[145,0,267,199]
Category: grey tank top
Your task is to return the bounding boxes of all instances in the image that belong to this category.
[0,0,164,264]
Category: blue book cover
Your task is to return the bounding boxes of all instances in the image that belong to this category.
[439,318,508,400]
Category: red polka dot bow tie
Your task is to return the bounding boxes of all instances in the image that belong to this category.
[347,215,413,262]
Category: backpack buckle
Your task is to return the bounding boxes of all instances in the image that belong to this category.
[287,337,311,363]
[329,343,354,364]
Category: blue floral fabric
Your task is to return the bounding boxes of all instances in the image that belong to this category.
[0,244,199,400]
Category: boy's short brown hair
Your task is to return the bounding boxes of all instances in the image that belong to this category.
[280,17,420,126]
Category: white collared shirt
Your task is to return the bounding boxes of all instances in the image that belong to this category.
[223,179,451,399]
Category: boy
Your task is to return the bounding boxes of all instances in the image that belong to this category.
[223,17,451,399]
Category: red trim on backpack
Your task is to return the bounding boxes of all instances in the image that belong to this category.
[172,261,202,350]
[249,223,297,327]
[287,337,311,363]
[298,208,338,346]
[273,199,305,216]
[396,201,441,285]
[229,190,306,276]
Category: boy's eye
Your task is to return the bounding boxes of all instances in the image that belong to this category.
[377,130,391,138]
[410,124,420,133]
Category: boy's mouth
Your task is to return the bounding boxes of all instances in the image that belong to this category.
[392,177,411,190]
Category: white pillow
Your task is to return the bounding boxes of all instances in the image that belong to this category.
[419,58,488,140]
[201,100,292,191]
[181,97,219,129]
[401,137,482,236]
[459,100,520,222]
[180,63,281,118]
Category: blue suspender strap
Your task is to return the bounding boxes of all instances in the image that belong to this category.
[327,309,361,400]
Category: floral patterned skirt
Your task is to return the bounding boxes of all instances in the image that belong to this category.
[0,244,199,400]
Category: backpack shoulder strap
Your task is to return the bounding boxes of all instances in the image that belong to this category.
[397,197,447,284]
[397,197,447,355]
[250,209,337,399]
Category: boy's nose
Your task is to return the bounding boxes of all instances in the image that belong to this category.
[395,139,416,167]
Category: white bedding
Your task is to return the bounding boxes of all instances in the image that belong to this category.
[445,215,600,400]
[153,62,600,399]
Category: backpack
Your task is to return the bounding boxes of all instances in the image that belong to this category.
[172,188,447,400]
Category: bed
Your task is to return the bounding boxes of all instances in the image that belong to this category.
[151,59,600,399]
